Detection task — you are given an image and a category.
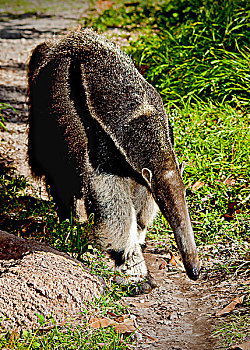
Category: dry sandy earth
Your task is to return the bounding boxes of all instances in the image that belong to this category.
[0,4,248,349]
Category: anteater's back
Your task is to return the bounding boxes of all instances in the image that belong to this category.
[27,29,170,218]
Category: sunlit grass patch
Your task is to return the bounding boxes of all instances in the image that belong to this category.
[213,314,250,348]
[85,0,250,110]
[169,104,249,244]
[145,103,249,250]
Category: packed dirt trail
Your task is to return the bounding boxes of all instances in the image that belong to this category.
[0,3,247,349]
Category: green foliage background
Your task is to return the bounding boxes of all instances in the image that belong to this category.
[85,0,250,245]
[87,0,250,109]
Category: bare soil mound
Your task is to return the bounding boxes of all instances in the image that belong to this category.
[0,230,104,331]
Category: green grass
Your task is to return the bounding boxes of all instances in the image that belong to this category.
[0,170,92,259]
[0,296,135,349]
[213,314,250,348]
[0,103,16,131]
[0,172,135,348]
[85,0,250,110]
[85,0,250,250]
[171,103,249,245]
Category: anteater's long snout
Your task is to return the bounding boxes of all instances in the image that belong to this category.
[153,168,200,281]
[173,224,200,280]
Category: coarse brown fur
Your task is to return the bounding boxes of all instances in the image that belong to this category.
[28,29,199,293]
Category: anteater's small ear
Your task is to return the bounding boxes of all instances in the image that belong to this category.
[142,168,152,187]
[180,161,185,177]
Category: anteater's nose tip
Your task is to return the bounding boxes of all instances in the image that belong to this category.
[186,266,200,281]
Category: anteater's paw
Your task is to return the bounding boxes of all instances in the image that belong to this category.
[129,273,157,295]
[114,245,147,284]
[115,259,148,285]
[114,246,157,294]
[115,272,157,295]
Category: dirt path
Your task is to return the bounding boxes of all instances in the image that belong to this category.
[124,252,223,349]
[0,5,248,350]
[0,2,90,197]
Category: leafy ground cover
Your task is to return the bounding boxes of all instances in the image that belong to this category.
[0,0,249,348]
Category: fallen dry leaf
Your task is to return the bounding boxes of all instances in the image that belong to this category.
[230,342,250,350]
[169,253,184,270]
[223,201,240,221]
[76,24,82,32]
[159,261,167,270]
[169,254,177,266]
[115,314,129,323]
[37,320,67,335]
[96,0,114,12]
[138,329,158,342]
[191,181,205,191]
[215,296,244,317]
[242,279,250,285]
[107,311,117,317]
[223,213,234,221]
[114,318,136,334]
[89,317,115,329]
